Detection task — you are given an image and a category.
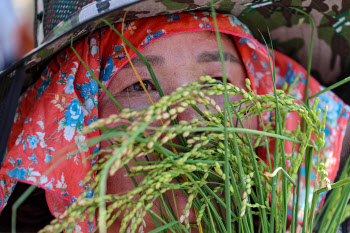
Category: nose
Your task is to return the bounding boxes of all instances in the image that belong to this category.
[175,95,224,123]
[164,74,226,124]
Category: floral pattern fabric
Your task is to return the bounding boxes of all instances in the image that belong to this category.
[1,12,349,232]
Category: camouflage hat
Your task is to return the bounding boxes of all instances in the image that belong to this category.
[2,0,348,89]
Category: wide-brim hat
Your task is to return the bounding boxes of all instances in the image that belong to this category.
[1,0,350,162]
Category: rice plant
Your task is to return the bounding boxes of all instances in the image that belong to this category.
[10,2,350,233]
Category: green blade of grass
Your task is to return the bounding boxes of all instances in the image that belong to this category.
[327,184,350,233]
[308,76,350,100]
[148,221,181,233]
[302,147,313,233]
[210,2,232,232]
[148,209,190,233]
[315,177,350,231]
[313,155,350,230]
[255,31,285,232]
[229,102,269,232]
[11,185,37,233]
[294,9,314,231]
[150,126,302,144]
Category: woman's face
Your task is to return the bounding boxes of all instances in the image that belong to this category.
[98,31,258,231]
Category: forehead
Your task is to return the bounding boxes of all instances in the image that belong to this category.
[133,31,240,60]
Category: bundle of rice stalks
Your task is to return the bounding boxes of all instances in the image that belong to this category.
[39,75,333,233]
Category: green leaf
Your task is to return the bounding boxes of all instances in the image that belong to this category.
[76,123,83,134]
[57,79,66,84]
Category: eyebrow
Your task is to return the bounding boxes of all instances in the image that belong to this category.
[196,51,240,63]
[122,55,165,68]
[121,51,239,69]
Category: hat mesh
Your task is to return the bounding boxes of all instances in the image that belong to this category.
[43,0,95,37]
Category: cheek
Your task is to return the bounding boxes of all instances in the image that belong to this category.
[227,66,247,89]
[98,93,160,119]
[98,96,123,119]
[106,155,153,194]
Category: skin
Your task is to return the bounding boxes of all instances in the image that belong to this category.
[98,31,259,232]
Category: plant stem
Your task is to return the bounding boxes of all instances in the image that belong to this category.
[210,2,232,232]
[302,147,313,233]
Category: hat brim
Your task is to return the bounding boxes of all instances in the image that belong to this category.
[3,0,350,91]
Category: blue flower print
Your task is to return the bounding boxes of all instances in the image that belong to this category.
[317,93,342,127]
[38,77,51,98]
[101,55,114,82]
[60,71,67,79]
[16,158,22,166]
[27,135,39,149]
[45,152,52,163]
[142,30,166,46]
[114,45,122,54]
[228,16,251,34]
[9,157,15,166]
[87,116,98,132]
[80,82,91,99]
[321,126,331,147]
[261,61,268,69]
[7,167,27,180]
[88,222,94,232]
[86,189,94,198]
[42,67,48,75]
[144,35,153,44]
[252,52,258,61]
[92,147,99,156]
[342,106,350,118]
[24,118,32,124]
[89,80,98,95]
[86,70,94,79]
[84,97,95,111]
[165,14,180,23]
[45,183,53,189]
[65,99,84,127]
[91,147,99,166]
[239,38,250,46]
[9,158,22,167]
[153,30,164,39]
[22,140,26,151]
[64,74,75,94]
[28,154,38,164]
[285,63,296,84]
[199,17,211,28]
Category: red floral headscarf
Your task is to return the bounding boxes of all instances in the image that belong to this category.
[1,12,349,232]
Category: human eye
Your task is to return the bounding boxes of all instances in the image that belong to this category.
[123,80,156,93]
[211,77,224,83]
[202,77,224,87]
